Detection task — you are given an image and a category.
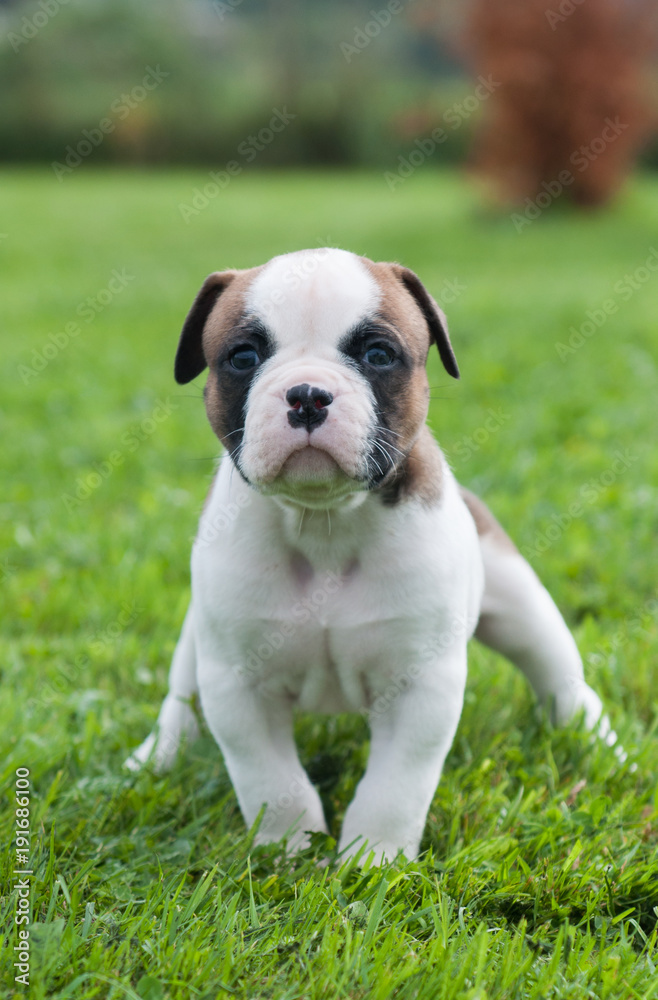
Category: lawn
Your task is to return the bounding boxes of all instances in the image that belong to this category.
[1,168,657,999]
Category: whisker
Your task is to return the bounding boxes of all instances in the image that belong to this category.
[368,453,384,478]
[383,435,431,470]
[378,438,406,459]
[373,439,394,467]
[227,437,247,492]
[228,442,243,476]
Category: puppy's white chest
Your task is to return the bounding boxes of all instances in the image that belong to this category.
[192,464,483,715]
[202,550,419,712]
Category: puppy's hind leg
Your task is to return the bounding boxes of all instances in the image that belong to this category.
[461,489,616,743]
[125,602,200,772]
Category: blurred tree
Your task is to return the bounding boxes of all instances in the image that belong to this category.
[0,0,479,168]
[2,0,656,176]
[457,0,657,206]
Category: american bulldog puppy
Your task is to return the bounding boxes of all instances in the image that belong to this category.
[126,248,614,862]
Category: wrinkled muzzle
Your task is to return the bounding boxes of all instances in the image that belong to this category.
[238,359,377,500]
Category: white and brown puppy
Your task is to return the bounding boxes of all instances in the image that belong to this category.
[127,248,614,862]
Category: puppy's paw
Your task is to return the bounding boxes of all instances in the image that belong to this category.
[124,732,157,772]
[125,694,201,773]
[337,834,409,867]
[124,731,179,773]
[252,814,329,857]
[252,827,313,854]
[551,682,631,767]
[124,719,199,774]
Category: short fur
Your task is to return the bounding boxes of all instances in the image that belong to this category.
[127,248,616,863]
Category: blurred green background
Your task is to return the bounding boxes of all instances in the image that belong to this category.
[3,0,655,172]
[2,3,658,996]
[0,0,467,167]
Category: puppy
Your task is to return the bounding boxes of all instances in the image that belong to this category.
[127,248,614,862]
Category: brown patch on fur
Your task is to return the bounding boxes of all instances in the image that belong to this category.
[359,259,434,480]
[404,366,432,438]
[459,487,518,553]
[175,268,263,385]
[200,268,262,365]
[195,268,264,446]
[361,257,461,500]
[380,425,443,507]
[362,258,459,378]
[362,259,435,364]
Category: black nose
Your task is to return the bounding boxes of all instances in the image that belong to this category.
[286,383,333,431]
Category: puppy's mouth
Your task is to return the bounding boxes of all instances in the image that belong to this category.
[257,445,362,506]
[281,446,341,480]
[238,435,403,506]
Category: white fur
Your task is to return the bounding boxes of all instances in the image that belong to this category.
[248,248,380,349]
[239,250,383,491]
[126,248,615,862]
[129,455,484,860]
[475,537,616,743]
[241,357,376,491]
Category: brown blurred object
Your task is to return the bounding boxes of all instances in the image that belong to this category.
[464,0,658,206]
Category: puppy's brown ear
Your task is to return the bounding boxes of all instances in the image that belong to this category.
[175,271,238,384]
[393,265,459,379]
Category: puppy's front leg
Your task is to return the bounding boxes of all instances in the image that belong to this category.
[196,657,328,851]
[339,647,468,863]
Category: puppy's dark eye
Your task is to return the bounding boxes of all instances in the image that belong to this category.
[364,344,396,367]
[229,347,260,371]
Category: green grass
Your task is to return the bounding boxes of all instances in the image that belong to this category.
[1,168,657,999]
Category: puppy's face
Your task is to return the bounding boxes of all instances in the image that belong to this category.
[175,249,458,507]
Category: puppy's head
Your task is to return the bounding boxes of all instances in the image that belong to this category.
[175,249,458,507]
